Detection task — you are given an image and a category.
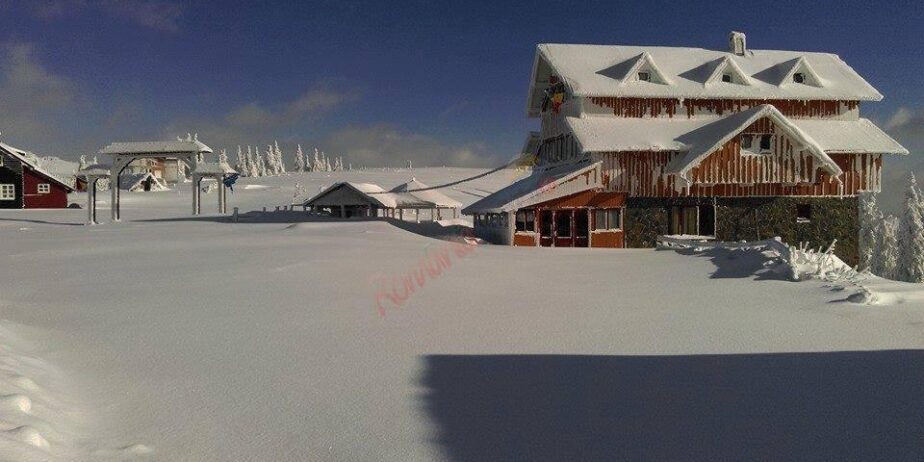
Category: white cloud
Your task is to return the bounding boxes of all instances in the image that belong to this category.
[30,0,184,32]
[877,106,924,214]
[163,84,360,148]
[322,124,500,168]
[0,43,82,152]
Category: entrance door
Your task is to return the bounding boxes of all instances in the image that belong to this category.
[554,211,573,247]
[574,210,589,247]
[539,210,553,247]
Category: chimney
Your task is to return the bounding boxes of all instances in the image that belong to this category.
[729,31,746,55]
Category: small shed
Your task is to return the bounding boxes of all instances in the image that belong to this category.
[390,178,463,220]
[305,182,398,218]
[120,172,169,192]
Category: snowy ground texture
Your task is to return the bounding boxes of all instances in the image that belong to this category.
[0,167,923,461]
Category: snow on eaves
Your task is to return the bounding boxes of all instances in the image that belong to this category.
[666,104,840,179]
[532,44,882,104]
[99,140,213,155]
[390,178,463,208]
[462,160,601,214]
[0,142,74,191]
[567,111,906,158]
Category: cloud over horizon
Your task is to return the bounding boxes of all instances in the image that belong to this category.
[30,0,184,32]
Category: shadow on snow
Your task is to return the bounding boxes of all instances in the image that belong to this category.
[419,351,924,462]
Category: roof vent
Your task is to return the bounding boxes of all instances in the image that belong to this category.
[729,31,746,56]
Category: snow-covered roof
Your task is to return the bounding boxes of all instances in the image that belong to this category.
[390,178,463,208]
[665,105,838,178]
[793,118,909,155]
[194,162,237,175]
[0,141,74,191]
[118,172,169,191]
[99,140,212,156]
[305,182,431,210]
[463,160,602,214]
[567,107,906,162]
[78,164,112,176]
[528,43,882,116]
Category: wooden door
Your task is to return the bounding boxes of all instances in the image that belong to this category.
[574,209,589,247]
[539,210,553,247]
[554,210,573,247]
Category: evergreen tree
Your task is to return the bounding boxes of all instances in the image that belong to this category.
[218,148,229,166]
[858,192,879,271]
[274,140,286,174]
[312,148,321,172]
[294,144,306,172]
[897,173,924,282]
[235,146,245,174]
[876,214,899,280]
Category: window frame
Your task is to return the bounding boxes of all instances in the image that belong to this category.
[793,72,805,84]
[759,134,773,152]
[721,73,732,83]
[0,184,15,200]
[592,208,624,231]
[637,71,651,82]
[37,183,50,194]
[515,210,536,233]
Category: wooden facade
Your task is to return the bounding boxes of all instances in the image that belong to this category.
[589,97,859,119]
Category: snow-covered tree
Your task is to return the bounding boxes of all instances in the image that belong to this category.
[875,214,899,280]
[78,154,89,170]
[257,146,269,177]
[273,141,286,175]
[245,146,258,177]
[218,148,229,166]
[858,192,879,271]
[312,148,321,172]
[897,174,924,282]
[294,144,306,172]
[235,146,247,175]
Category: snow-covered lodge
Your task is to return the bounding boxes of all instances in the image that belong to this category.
[305,179,462,220]
[0,142,74,209]
[464,32,907,263]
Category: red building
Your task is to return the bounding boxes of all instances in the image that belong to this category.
[0,142,74,209]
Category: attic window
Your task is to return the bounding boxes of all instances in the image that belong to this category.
[637,71,650,82]
[793,72,805,84]
[721,73,732,83]
[760,135,772,151]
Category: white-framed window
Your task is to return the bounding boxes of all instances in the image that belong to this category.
[37,183,50,194]
[593,208,623,231]
[637,71,651,82]
[515,210,536,232]
[0,184,14,200]
[741,134,773,154]
[793,72,805,84]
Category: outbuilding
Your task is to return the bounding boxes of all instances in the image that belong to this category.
[0,141,74,209]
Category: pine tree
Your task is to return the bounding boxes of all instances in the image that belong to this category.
[218,148,229,166]
[235,146,245,174]
[858,192,879,271]
[78,154,89,170]
[312,148,321,172]
[246,146,257,177]
[897,173,924,282]
[294,144,306,172]
[274,140,286,174]
[876,214,899,280]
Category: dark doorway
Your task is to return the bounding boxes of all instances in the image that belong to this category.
[574,210,589,247]
[539,210,553,247]
[554,211,572,247]
[699,204,716,236]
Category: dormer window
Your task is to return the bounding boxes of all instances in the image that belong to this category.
[637,71,650,82]
[793,72,805,84]
[721,73,732,83]
[741,134,773,154]
[760,135,772,151]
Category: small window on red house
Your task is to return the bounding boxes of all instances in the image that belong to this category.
[637,71,651,82]
[793,72,805,84]
[515,210,535,232]
[0,184,14,200]
[721,73,732,83]
[759,135,772,152]
[38,183,50,194]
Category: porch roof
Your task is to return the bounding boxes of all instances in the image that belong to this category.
[462,159,602,214]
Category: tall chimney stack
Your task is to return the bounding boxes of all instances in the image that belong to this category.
[729,31,746,55]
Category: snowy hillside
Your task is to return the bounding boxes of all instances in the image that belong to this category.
[0,168,922,461]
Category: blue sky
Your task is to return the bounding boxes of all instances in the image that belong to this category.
[0,0,921,170]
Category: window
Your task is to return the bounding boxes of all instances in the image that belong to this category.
[637,71,650,82]
[741,135,754,150]
[0,155,4,167]
[37,183,50,194]
[515,210,535,232]
[797,204,812,223]
[793,72,805,84]
[593,209,623,231]
[721,73,732,83]
[0,184,14,200]
[759,135,772,151]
